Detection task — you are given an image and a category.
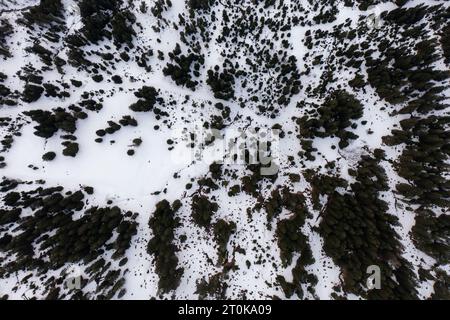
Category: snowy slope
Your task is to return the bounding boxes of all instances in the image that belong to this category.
[0,0,449,300]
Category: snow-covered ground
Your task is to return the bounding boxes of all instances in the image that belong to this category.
[0,0,448,300]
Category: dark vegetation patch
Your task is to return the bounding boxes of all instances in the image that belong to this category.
[298,90,363,160]
[0,73,17,106]
[195,272,228,299]
[62,142,79,157]
[24,108,81,139]
[78,0,135,45]
[21,0,65,26]
[318,152,418,299]
[0,117,25,157]
[241,164,278,198]
[129,86,166,117]
[206,64,235,101]
[42,151,56,161]
[367,8,450,281]
[0,179,138,299]
[163,43,204,90]
[213,219,236,265]
[271,188,317,299]
[191,194,218,229]
[22,84,44,103]
[411,210,450,265]
[441,23,450,64]
[147,200,184,294]
[0,19,13,58]
[303,170,348,211]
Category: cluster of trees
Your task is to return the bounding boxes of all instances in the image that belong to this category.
[384,4,429,26]
[195,272,228,299]
[188,163,235,296]
[430,269,450,299]
[185,163,224,198]
[26,43,54,66]
[367,39,448,111]
[119,115,138,127]
[18,65,43,84]
[42,206,136,266]
[96,121,121,137]
[95,116,138,143]
[209,162,223,181]
[277,249,317,299]
[129,86,159,112]
[147,200,184,293]
[348,73,365,90]
[0,117,22,157]
[213,219,236,265]
[42,151,57,161]
[0,72,15,106]
[136,49,153,72]
[177,0,303,118]
[43,83,69,99]
[243,49,301,117]
[302,6,450,298]
[188,0,215,11]
[191,194,219,228]
[66,46,90,68]
[264,189,284,230]
[163,44,204,90]
[312,2,338,24]
[150,0,173,18]
[78,0,135,45]
[1,189,83,266]
[250,52,301,118]
[111,11,136,45]
[270,55,301,108]
[303,169,348,211]
[207,65,235,101]
[23,82,69,102]
[318,152,418,299]
[63,0,136,70]
[196,176,219,192]
[209,114,228,133]
[387,115,450,273]
[22,84,44,103]
[298,90,363,159]
[442,23,450,64]
[367,13,450,280]
[178,10,212,45]
[79,98,103,112]
[62,141,79,157]
[24,108,81,138]
[343,0,408,11]
[23,108,86,158]
[411,209,450,265]
[0,182,137,299]
[274,188,310,267]
[21,0,64,26]
[241,164,278,197]
[384,115,450,209]
[0,19,13,58]
[20,68,70,101]
[269,187,317,299]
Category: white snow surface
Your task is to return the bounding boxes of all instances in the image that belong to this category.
[0,0,448,300]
